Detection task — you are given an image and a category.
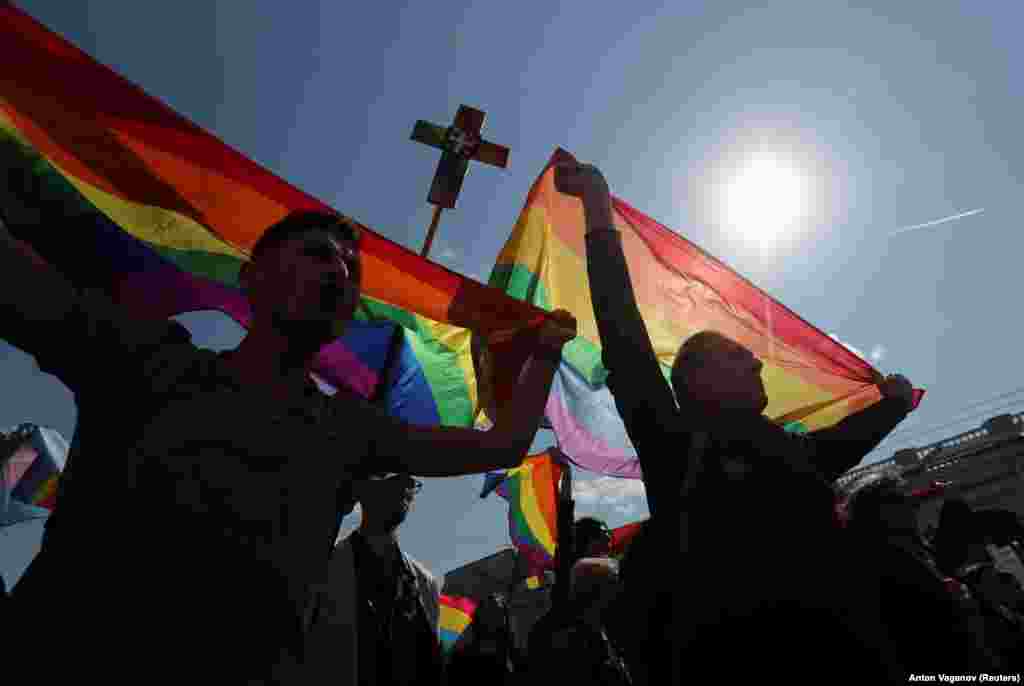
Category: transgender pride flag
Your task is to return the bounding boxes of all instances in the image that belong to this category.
[1,424,67,526]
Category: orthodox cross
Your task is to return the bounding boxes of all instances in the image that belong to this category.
[331,107,508,554]
[364,104,510,412]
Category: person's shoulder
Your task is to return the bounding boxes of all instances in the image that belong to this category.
[82,313,199,393]
[79,289,193,348]
[327,383,387,416]
[140,330,228,392]
[404,553,441,592]
[328,535,357,570]
[124,317,196,360]
[334,531,358,551]
[713,411,806,450]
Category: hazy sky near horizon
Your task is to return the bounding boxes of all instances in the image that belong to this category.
[3,1,1023,585]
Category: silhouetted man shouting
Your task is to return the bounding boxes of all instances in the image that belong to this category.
[0,138,575,684]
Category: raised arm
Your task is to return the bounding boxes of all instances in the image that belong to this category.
[733,375,914,483]
[0,159,80,354]
[370,311,577,477]
[804,375,914,480]
[556,162,679,427]
[0,140,188,392]
[555,161,686,517]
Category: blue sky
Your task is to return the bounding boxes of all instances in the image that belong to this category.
[3,1,1023,585]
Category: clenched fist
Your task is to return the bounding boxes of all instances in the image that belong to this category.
[554,161,609,199]
[536,308,578,354]
[880,373,915,411]
[553,161,615,230]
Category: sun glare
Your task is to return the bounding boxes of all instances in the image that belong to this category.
[720,153,810,239]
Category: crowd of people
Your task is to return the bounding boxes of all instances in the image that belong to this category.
[2,135,1023,684]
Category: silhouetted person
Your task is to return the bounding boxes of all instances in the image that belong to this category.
[305,472,443,685]
[947,504,1024,670]
[556,158,916,682]
[528,557,631,685]
[0,135,576,684]
[446,593,517,686]
[605,520,660,686]
[844,475,1003,674]
[935,498,975,576]
[960,561,1024,670]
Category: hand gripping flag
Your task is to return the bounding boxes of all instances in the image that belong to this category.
[0,4,550,430]
[489,148,924,477]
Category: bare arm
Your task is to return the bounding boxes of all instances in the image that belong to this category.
[801,375,914,480]
[576,174,680,432]
[729,390,911,484]
[0,191,80,351]
[558,161,686,518]
[805,396,910,480]
[372,316,575,477]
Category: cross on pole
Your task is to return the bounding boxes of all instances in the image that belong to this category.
[371,105,511,406]
[410,104,510,257]
[331,107,509,559]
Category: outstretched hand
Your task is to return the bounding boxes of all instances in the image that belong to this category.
[554,161,616,232]
[536,308,577,354]
[879,373,915,411]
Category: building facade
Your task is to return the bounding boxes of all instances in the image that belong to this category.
[836,412,1024,532]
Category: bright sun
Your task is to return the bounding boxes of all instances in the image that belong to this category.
[720,154,811,238]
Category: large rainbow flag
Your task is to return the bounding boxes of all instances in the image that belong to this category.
[439,594,478,656]
[0,4,546,428]
[480,450,564,577]
[490,148,924,478]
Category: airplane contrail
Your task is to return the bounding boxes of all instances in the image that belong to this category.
[890,208,985,236]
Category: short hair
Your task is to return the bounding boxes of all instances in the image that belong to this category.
[250,210,360,263]
[671,330,737,381]
[570,557,619,605]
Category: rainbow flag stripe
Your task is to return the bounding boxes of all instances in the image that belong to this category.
[482,450,563,576]
[491,148,924,477]
[0,5,545,427]
[1,424,67,524]
[439,594,478,655]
